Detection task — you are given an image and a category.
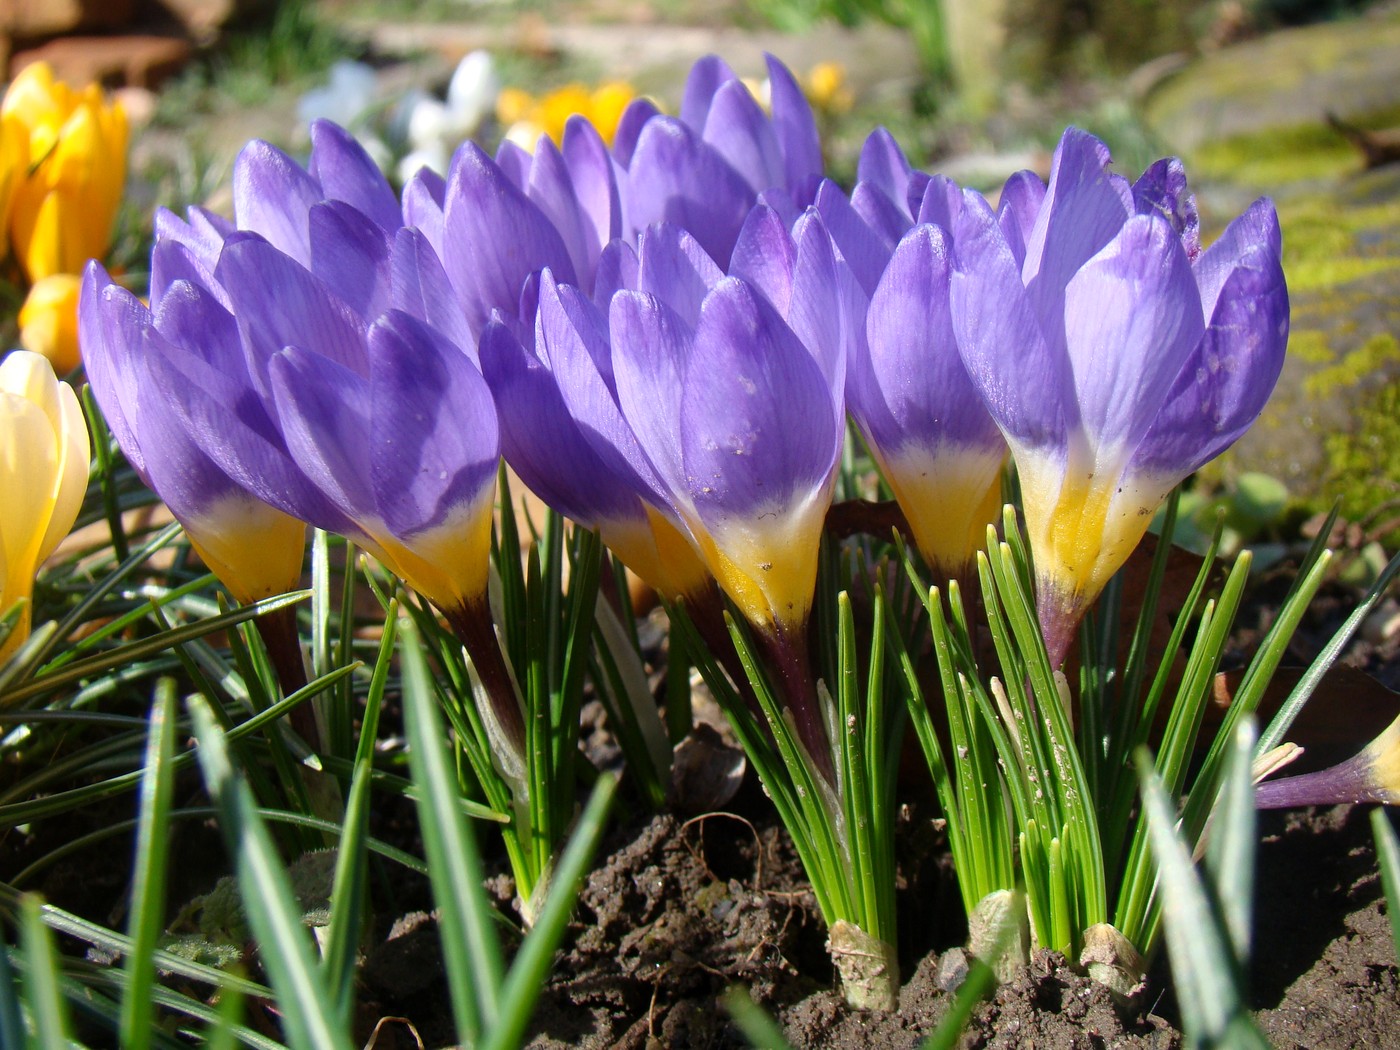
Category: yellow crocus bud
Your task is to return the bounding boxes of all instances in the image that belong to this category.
[0,350,89,665]
[2,62,129,282]
[19,273,82,374]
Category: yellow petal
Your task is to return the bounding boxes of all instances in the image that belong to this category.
[0,390,61,623]
[182,495,308,605]
[19,273,84,374]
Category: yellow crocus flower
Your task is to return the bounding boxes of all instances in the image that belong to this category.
[19,273,82,374]
[0,350,89,665]
[2,62,129,282]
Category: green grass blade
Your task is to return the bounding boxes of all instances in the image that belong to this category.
[0,887,272,998]
[20,894,70,1050]
[0,942,24,1050]
[188,696,352,1050]
[398,616,502,1043]
[1258,545,1399,755]
[724,986,796,1050]
[121,682,179,1050]
[1371,808,1400,963]
[1137,744,1268,1050]
[1206,722,1258,965]
[483,774,616,1050]
[322,757,373,1029]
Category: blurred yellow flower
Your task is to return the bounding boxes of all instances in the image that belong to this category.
[0,115,25,254]
[0,350,89,665]
[499,79,636,149]
[805,62,853,114]
[2,62,129,282]
[19,273,82,374]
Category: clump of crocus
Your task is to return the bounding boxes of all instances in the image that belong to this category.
[522,207,848,770]
[79,123,507,739]
[0,350,89,666]
[2,61,128,283]
[950,127,1288,665]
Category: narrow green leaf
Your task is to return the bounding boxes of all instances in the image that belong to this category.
[1371,808,1400,963]
[398,616,502,1043]
[483,774,616,1050]
[1137,748,1268,1050]
[20,894,70,1050]
[121,682,179,1050]
[322,757,373,1028]
[188,697,352,1050]
[724,986,796,1050]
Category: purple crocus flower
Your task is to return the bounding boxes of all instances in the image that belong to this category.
[950,127,1288,664]
[515,206,848,768]
[478,273,713,607]
[405,118,622,337]
[615,54,822,267]
[79,125,503,644]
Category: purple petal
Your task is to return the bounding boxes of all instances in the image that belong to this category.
[765,53,823,193]
[309,200,393,321]
[914,175,967,231]
[681,279,838,519]
[625,117,756,268]
[593,239,639,310]
[367,311,499,537]
[786,210,846,393]
[610,289,694,505]
[611,96,662,168]
[1193,197,1282,320]
[1022,127,1133,322]
[813,180,894,298]
[537,274,666,502]
[951,191,1072,452]
[858,224,1002,452]
[856,127,914,220]
[996,170,1046,270]
[636,222,724,322]
[562,118,623,269]
[402,166,447,254]
[523,137,600,294]
[216,235,370,391]
[442,142,577,336]
[389,228,475,363]
[851,179,913,252]
[729,203,796,314]
[1062,213,1205,456]
[1133,156,1199,260]
[270,346,377,524]
[152,206,231,296]
[480,314,640,527]
[78,264,147,479]
[494,139,533,191]
[233,139,321,266]
[1131,226,1287,477]
[307,119,402,233]
[701,79,784,195]
[680,54,738,131]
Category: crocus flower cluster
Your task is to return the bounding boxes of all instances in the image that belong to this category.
[2,62,129,373]
[79,51,1287,762]
[0,351,89,665]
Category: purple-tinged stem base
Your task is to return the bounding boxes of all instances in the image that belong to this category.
[754,620,836,787]
[1255,753,1395,809]
[254,605,319,752]
[444,598,526,755]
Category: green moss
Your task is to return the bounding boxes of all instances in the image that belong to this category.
[1287,329,1335,365]
[1320,379,1400,537]
[1303,332,1400,397]
[1277,195,1400,294]
[1193,123,1359,185]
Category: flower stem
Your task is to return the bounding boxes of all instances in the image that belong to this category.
[444,598,526,755]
